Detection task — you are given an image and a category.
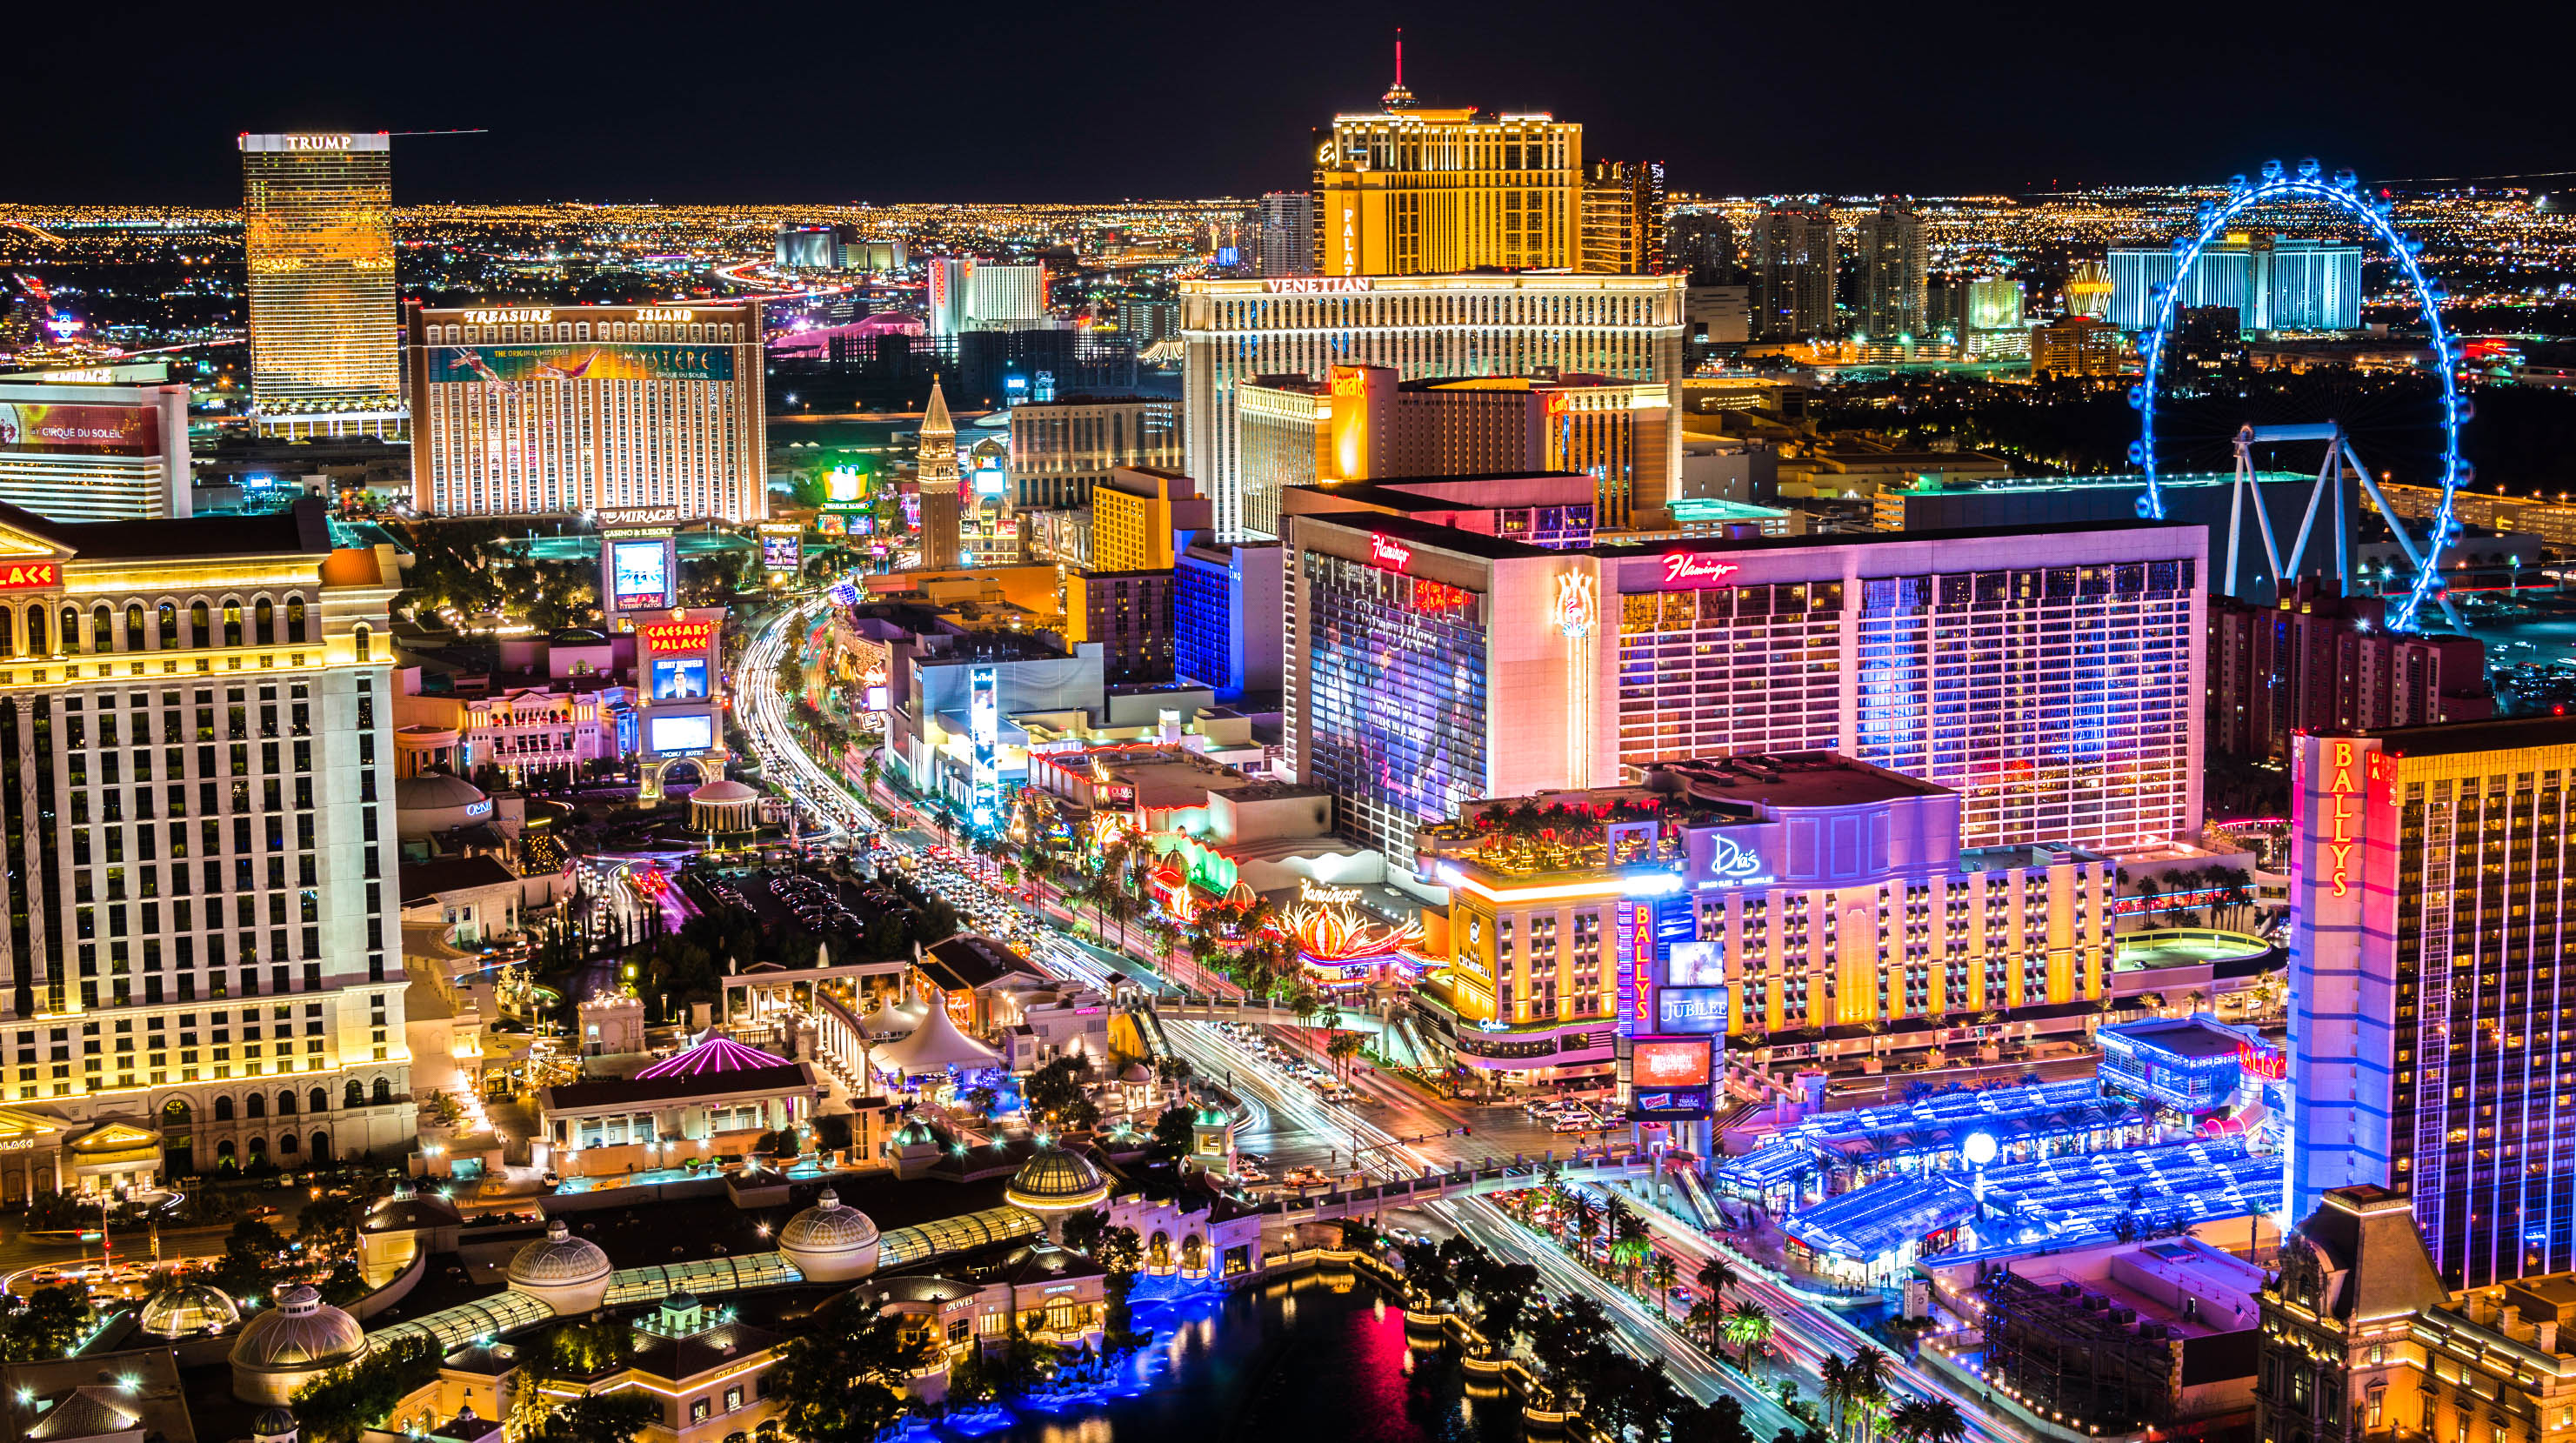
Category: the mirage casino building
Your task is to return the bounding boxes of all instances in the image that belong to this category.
[1283,512,2209,864]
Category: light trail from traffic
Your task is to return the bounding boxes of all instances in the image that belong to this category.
[735,591,2032,1443]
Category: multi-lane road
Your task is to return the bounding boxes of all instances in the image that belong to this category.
[730,595,2031,1441]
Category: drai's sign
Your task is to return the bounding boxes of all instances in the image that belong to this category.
[1264,277,1373,296]
[462,309,553,324]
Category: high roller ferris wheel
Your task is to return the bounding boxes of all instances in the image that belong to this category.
[2128,157,2471,632]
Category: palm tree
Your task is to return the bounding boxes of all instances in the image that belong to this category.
[1721,1299,1774,1373]
[1684,1298,1722,1350]
[1697,1254,1738,1303]
[1645,1251,1680,1319]
[1572,1193,1602,1266]
[1819,1355,1852,1439]
[1326,1029,1366,1079]
[1885,1398,1966,1443]
[1842,1346,1892,1443]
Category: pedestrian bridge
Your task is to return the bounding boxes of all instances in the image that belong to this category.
[1133,994,1391,1032]
[1253,1151,1656,1222]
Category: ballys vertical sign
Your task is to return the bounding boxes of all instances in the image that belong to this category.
[2315,738,2398,899]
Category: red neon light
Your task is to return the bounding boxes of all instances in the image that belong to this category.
[1660,552,1741,588]
[639,619,719,653]
[2237,1040,2286,1080]
[1369,533,1412,571]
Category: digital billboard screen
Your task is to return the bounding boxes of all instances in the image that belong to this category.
[647,713,713,754]
[0,400,160,458]
[1657,988,1729,1034]
[426,344,734,384]
[651,658,708,700]
[1632,1036,1714,1087]
[1631,1033,1717,1120]
[760,531,801,571]
[611,541,668,609]
[1666,939,1725,987]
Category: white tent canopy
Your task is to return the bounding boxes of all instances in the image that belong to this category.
[858,995,919,1036]
[871,1002,1001,1075]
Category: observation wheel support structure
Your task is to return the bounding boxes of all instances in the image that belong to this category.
[2130,157,2472,632]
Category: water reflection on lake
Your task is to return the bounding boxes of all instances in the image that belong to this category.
[931,1271,1526,1443]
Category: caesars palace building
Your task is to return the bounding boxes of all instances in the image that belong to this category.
[0,497,417,1199]
[1180,272,1687,537]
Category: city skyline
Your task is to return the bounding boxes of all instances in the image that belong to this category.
[13,1,2574,207]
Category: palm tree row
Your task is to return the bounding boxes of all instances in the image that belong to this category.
[1819,1348,1965,1443]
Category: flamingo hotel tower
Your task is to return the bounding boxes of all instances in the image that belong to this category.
[407,302,768,523]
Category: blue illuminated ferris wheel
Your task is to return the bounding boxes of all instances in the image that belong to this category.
[2129,157,2469,632]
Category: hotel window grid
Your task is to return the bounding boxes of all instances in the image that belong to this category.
[1184,277,1685,536]
[2393,771,2576,1287]
[1300,551,1489,857]
[240,139,402,425]
[1618,581,1845,763]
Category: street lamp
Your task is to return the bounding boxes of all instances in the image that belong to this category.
[1963,1129,1999,1233]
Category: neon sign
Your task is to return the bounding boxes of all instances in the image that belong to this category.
[634,308,697,323]
[461,309,553,324]
[1329,364,1367,398]
[0,562,60,591]
[1709,834,1764,881]
[2239,1040,2286,1080]
[1368,534,1412,571]
[2322,738,2371,899]
[1265,277,1372,295]
[637,619,718,653]
[1660,553,1742,588]
[1553,571,1598,638]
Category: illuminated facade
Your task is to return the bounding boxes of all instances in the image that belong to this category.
[1006,397,1179,510]
[2032,316,2125,382]
[1090,466,1210,572]
[1311,103,1582,277]
[1856,204,1927,340]
[0,496,419,1197]
[912,379,963,570]
[2288,718,2576,1287]
[1234,366,1678,531]
[2107,235,2364,332]
[1284,512,2205,859]
[0,381,191,522]
[1415,757,2115,1071]
[408,303,766,522]
[239,133,404,438]
[1579,161,1666,275]
[1750,202,1837,340]
[1181,272,1687,535]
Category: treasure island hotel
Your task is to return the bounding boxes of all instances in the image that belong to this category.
[239,133,407,438]
[1184,79,1683,537]
[409,302,767,523]
[0,497,417,1198]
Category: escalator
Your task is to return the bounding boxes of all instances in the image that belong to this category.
[1134,1005,1174,1059]
[1673,1163,1725,1234]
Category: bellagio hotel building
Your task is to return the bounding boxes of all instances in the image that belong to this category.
[0,496,417,1198]
[409,302,767,522]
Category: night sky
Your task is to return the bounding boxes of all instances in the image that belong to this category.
[26,0,2572,205]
